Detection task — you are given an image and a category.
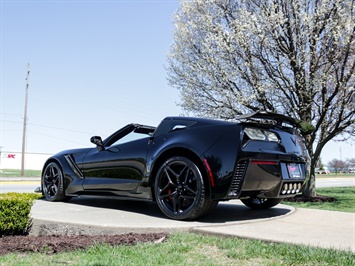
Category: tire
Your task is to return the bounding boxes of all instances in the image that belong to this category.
[241,197,282,210]
[200,200,219,217]
[42,162,68,201]
[154,156,209,220]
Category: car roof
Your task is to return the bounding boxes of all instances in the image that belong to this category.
[153,111,314,136]
[153,116,234,136]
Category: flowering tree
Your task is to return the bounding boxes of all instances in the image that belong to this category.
[167,0,355,197]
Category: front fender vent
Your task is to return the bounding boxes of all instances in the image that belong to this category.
[228,160,248,198]
[64,155,83,179]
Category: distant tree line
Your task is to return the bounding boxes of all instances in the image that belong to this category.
[327,158,355,173]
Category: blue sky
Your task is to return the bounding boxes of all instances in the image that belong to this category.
[0,0,353,165]
[1,0,181,153]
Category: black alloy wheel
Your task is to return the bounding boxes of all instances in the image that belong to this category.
[155,156,208,220]
[241,197,282,210]
[42,162,67,201]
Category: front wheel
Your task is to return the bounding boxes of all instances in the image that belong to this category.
[42,162,68,201]
[154,156,209,220]
[241,197,282,210]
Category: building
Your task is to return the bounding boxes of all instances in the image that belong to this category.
[0,151,52,170]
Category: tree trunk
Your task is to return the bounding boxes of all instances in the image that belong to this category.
[302,155,317,198]
[302,173,316,197]
[301,133,317,198]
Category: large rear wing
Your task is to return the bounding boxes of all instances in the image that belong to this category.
[236,111,314,135]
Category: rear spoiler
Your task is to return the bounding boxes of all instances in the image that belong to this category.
[236,111,315,135]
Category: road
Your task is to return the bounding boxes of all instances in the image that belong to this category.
[0,181,40,194]
[316,176,355,188]
[0,177,354,193]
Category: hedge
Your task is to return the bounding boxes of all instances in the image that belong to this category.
[0,193,42,236]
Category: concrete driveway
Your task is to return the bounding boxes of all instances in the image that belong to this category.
[30,198,291,234]
[30,197,355,253]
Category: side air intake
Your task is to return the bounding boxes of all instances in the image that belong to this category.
[227,160,247,198]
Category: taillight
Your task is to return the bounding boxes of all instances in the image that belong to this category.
[244,127,279,142]
[251,160,278,165]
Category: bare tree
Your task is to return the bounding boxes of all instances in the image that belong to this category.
[167,0,355,197]
[328,158,347,173]
[346,157,355,169]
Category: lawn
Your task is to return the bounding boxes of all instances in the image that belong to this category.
[0,169,41,177]
[0,232,353,266]
[283,186,355,212]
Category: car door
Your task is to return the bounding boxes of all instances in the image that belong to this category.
[81,130,152,192]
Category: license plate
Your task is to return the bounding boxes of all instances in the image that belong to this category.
[287,163,301,178]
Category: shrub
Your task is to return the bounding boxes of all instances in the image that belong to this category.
[0,193,42,236]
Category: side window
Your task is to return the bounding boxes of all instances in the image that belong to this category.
[108,131,150,147]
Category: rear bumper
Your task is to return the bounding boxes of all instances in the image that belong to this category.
[225,159,309,199]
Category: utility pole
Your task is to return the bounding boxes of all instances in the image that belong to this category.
[21,63,30,176]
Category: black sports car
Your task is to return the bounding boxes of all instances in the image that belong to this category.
[41,111,310,220]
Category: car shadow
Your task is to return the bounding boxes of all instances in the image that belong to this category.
[200,202,291,224]
[59,196,292,224]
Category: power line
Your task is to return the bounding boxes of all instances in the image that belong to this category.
[28,122,97,135]
[0,113,22,117]
[0,119,96,135]
[28,130,89,146]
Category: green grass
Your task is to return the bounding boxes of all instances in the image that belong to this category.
[0,233,354,265]
[0,169,41,177]
[283,186,355,212]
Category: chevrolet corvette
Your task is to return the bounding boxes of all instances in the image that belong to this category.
[41,111,310,220]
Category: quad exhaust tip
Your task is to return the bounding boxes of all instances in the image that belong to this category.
[281,183,302,195]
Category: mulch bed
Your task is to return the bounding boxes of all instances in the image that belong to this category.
[283,195,337,202]
[0,233,167,256]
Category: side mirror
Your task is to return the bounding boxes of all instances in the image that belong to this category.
[90,136,105,151]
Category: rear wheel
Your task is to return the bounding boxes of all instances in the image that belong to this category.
[42,162,68,201]
[200,200,219,217]
[241,197,282,210]
[155,156,209,220]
